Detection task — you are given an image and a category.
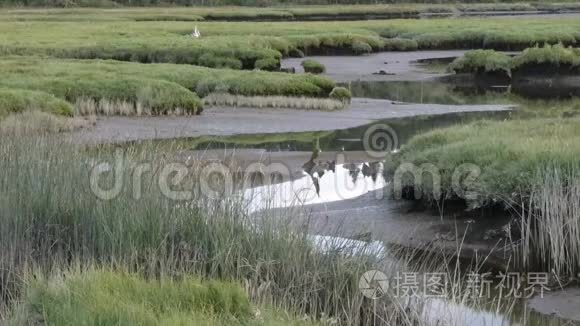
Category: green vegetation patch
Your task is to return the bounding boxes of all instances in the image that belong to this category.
[329,86,352,103]
[1,76,202,115]
[0,88,73,118]
[11,270,253,325]
[301,59,326,74]
[448,49,512,77]
[450,44,580,77]
[512,43,580,72]
[384,118,580,209]
[374,17,580,50]
[3,15,580,69]
[3,4,578,22]
[0,56,335,97]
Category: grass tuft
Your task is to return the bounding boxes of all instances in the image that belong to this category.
[301,59,326,74]
[448,49,512,77]
[0,88,73,118]
[516,168,580,280]
[329,86,352,104]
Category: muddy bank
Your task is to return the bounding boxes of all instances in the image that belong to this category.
[69,98,511,144]
[263,186,512,271]
[528,288,580,322]
[282,50,467,82]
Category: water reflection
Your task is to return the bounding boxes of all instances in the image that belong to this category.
[347,78,580,103]
[244,162,387,213]
[346,79,580,119]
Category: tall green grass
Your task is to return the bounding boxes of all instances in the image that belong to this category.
[515,168,580,281]
[0,134,548,325]
[0,135,380,324]
[9,268,330,325]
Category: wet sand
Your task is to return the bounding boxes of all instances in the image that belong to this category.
[70,98,511,144]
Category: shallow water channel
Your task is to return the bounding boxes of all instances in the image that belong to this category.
[175,60,579,324]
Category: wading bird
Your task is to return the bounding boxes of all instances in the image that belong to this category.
[191,26,201,38]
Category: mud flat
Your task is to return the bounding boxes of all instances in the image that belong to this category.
[282,50,469,82]
[69,98,511,144]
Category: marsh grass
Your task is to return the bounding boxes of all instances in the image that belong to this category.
[301,59,326,74]
[0,89,94,134]
[515,168,580,280]
[0,134,522,325]
[0,88,73,118]
[512,43,580,72]
[0,56,336,101]
[74,97,193,116]
[0,135,382,324]
[10,269,254,325]
[450,44,580,77]
[5,14,580,71]
[0,4,576,21]
[384,118,580,209]
[1,77,203,116]
[0,111,94,135]
[203,93,347,111]
[448,49,512,77]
